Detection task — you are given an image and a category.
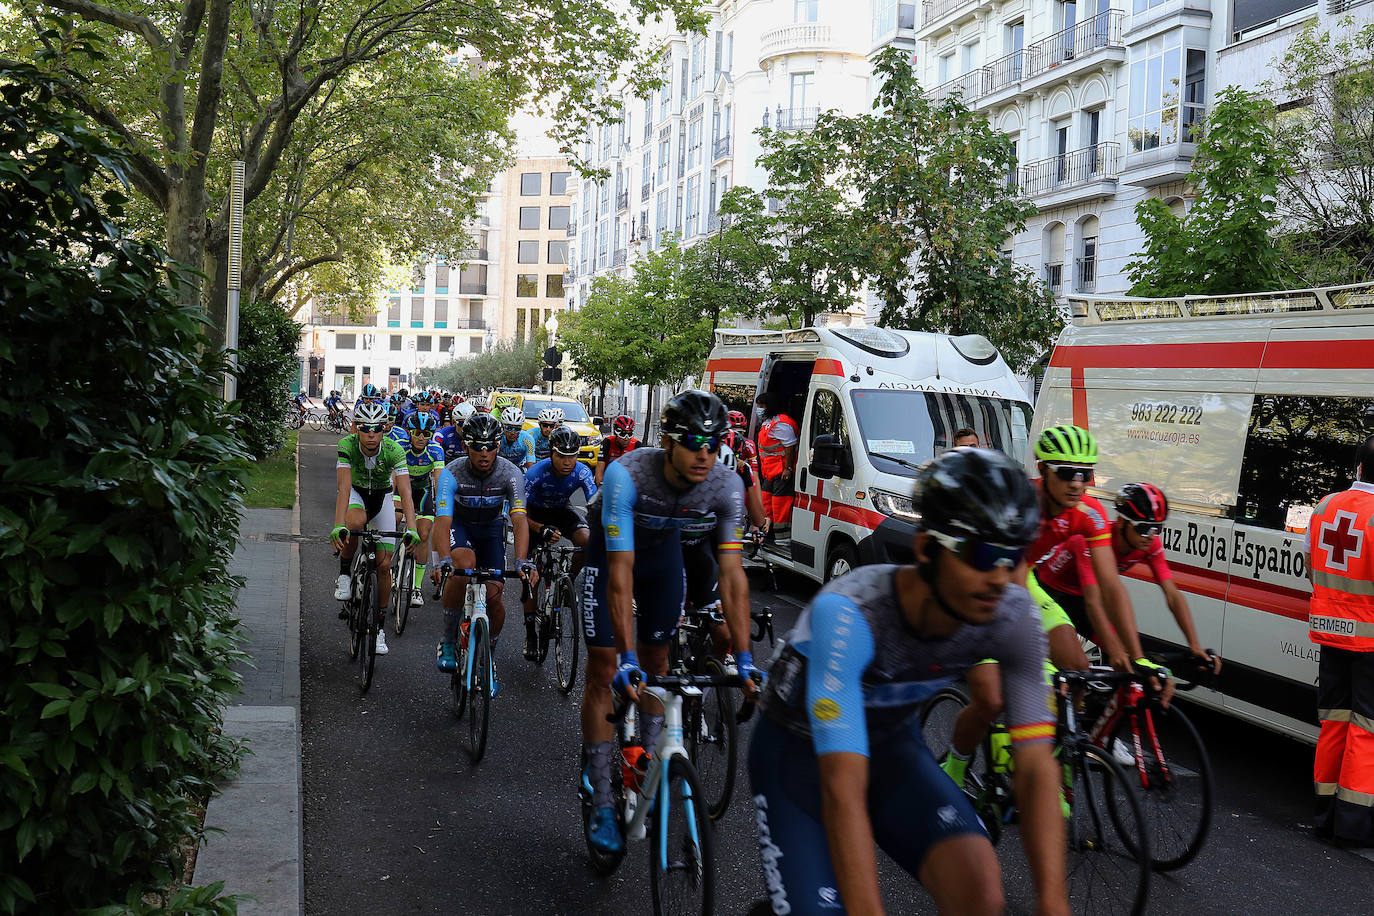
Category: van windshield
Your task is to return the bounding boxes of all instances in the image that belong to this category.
[519,397,591,423]
[849,389,1033,477]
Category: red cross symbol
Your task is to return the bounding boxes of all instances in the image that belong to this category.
[1319,510,1365,572]
[810,478,830,531]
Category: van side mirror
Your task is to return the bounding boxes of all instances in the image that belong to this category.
[809,433,853,480]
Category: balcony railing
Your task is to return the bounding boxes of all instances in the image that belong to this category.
[763,106,820,132]
[456,248,488,262]
[707,211,723,233]
[616,190,629,211]
[1018,142,1120,197]
[922,0,977,26]
[713,135,733,160]
[567,222,578,238]
[927,70,984,105]
[1075,257,1097,293]
[457,282,488,295]
[451,319,487,329]
[1044,263,1064,294]
[613,248,627,268]
[759,24,833,65]
[1023,11,1123,81]
[642,182,651,202]
[983,50,1024,95]
[562,270,574,284]
[311,314,375,327]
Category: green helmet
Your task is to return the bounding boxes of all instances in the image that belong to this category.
[1034,424,1098,464]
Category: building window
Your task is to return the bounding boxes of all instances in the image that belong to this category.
[548,240,569,264]
[1044,262,1064,292]
[470,301,484,326]
[435,264,449,291]
[599,182,610,216]
[549,205,570,230]
[550,171,570,195]
[1183,49,1206,142]
[336,333,356,349]
[687,112,703,170]
[516,274,539,297]
[1076,236,1098,292]
[519,206,540,230]
[1128,33,1203,154]
[469,337,483,354]
[388,297,401,327]
[517,309,527,341]
[336,364,355,376]
[1231,0,1313,39]
[794,0,818,22]
[410,297,424,327]
[658,135,671,185]
[685,174,700,237]
[690,34,706,98]
[458,264,487,294]
[390,335,402,351]
[417,336,432,352]
[547,274,566,298]
[660,60,672,119]
[518,240,539,264]
[411,264,425,292]
[439,336,454,354]
[434,298,448,327]
[790,72,813,112]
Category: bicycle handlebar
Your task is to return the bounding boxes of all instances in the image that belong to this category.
[604,670,757,725]
[1150,648,1220,691]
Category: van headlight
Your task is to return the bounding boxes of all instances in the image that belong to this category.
[870,488,920,523]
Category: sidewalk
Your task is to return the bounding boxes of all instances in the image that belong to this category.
[192,500,303,914]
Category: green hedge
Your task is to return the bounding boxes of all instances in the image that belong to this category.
[0,66,246,913]
[235,300,303,460]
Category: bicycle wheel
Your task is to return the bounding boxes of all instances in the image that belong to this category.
[687,657,737,822]
[1108,701,1213,871]
[394,552,415,636]
[553,576,579,694]
[468,616,492,763]
[346,577,364,661]
[358,571,379,693]
[287,412,303,429]
[918,686,992,781]
[306,412,326,431]
[533,584,551,665]
[649,755,714,916]
[1066,743,1151,916]
[452,612,470,719]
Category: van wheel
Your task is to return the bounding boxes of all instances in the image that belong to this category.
[825,542,857,582]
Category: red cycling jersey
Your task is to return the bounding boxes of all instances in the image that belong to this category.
[1024,489,1112,570]
[1035,530,1174,597]
[599,435,639,463]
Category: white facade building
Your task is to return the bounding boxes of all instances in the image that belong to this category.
[567,0,876,310]
[910,0,1374,298]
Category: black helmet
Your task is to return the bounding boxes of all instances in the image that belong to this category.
[661,390,729,440]
[914,448,1040,547]
[360,382,380,399]
[550,427,581,456]
[464,414,503,448]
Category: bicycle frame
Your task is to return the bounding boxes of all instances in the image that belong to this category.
[622,686,702,852]
[461,579,494,695]
[1083,676,1173,791]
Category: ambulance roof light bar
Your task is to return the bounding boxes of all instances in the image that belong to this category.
[1066,280,1374,323]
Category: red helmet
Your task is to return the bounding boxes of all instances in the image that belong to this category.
[1115,483,1169,524]
[727,409,748,430]
[723,430,746,454]
[613,415,635,436]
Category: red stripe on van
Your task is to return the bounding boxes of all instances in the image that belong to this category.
[795,492,887,532]
[1071,368,1088,429]
[1261,339,1374,370]
[1124,562,1310,621]
[706,357,764,374]
[1050,342,1266,370]
[815,358,845,377]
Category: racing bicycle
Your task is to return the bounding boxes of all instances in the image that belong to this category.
[337,528,399,694]
[449,567,529,764]
[527,529,580,693]
[388,519,418,636]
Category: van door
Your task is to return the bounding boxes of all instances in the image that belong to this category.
[793,386,858,578]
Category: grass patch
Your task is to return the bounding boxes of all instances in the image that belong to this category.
[242,430,298,508]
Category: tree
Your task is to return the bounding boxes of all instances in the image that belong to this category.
[680,196,774,331]
[417,338,542,394]
[825,46,1058,372]
[1126,87,1290,297]
[2,0,706,341]
[1269,21,1374,285]
[559,275,634,400]
[236,299,304,459]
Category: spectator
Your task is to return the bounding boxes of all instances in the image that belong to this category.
[1306,434,1374,847]
[952,427,980,448]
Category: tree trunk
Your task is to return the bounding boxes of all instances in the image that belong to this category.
[165,180,208,319]
[205,228,231,349]
[643,385,655,443]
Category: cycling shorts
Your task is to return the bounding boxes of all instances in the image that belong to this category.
[527,504,588,537]
[579,526,685,648]
[749,716,986,915]
[392,484,436,520]
[682,537,719,609]
[1038,580,1090,638]
[347,487,396,552]
[448,518,506,571]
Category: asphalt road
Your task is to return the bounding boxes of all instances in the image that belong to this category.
[297,428,1374,915]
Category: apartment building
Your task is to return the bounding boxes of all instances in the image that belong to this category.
[910,0,1374,298]
[498,157,574,343]
[566,0,874,310]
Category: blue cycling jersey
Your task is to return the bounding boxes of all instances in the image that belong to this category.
[499,429,537,468]
[524,458,597,509]
[434,425,464,462]
[590,448,744,554]
[403,442,445,484]
[435,456,526,524]
[386,426,409,447]
[531,432,554,462]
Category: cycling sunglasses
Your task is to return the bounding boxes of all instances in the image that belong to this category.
[672,433,722,453]
[357,423,386,434]
[1131,522,1162,539]
[928,529,1024,571]
[503,425,523,433]
[468,441,499,452]
[1045,462,1095,483]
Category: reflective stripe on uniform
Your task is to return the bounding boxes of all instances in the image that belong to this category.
[1309,616,1374,640]
[1313,570,1374,597]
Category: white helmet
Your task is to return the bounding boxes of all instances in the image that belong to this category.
[454,402,476,421]
[537,407,565,424]
[500,406,526,427]
[718,443,737,471]
[354,401,389,427]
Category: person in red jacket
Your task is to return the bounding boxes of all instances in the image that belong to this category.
[756,392,798,530]
[593,414,640,486]
[1307,434,1374,847]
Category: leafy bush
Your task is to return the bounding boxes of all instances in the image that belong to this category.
[418,336,543,393]
[235,299,303,459]
[0,66,247,913]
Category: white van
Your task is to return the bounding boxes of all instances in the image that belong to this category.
[706,325,1033,583]
[1034,282,1374,743]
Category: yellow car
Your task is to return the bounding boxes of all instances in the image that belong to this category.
[489,391,601,466]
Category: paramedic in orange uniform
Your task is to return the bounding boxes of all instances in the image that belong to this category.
[1307,434,1374,847]
[756,392,799,530]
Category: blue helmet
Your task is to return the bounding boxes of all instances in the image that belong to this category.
[405,411,438,434]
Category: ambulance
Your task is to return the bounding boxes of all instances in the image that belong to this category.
[1034,281,1374,743]
[704,325,1033,583]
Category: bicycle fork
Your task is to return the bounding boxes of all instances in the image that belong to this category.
[465,585,493,695]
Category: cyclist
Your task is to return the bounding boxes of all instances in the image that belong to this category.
[750,448,1067,916]
[532,407,564,462]
[593,414,640,486]
[431,413,535,685]
[436,401,476,463]
[330,401,421,656]
[1034,482,1220,676]
[391,410,445,607]
[353,382,382,412]
[498,406,537,471]
[323,390,343,425]
[291,390,308,421]
[724,431,768,532]
[385,400,408,447]
[520,426,597,660]
[578,389,760,855]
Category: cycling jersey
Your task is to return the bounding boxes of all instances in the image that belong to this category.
[402,443,445,484]
[386,426,409,447]
[434,425,464,463]
[1024,488,1111,568]
[532,431,555,462]
[337,435,407,494]
[524,458,597,509]
[760,564,1054,757]
[1035,531,1172,597]
[435,456,527,524]
[499,429,537,468]
[590,448,745,553]
[598,435,639,463]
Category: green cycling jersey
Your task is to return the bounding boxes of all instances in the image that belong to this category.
[336,434,407,492]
